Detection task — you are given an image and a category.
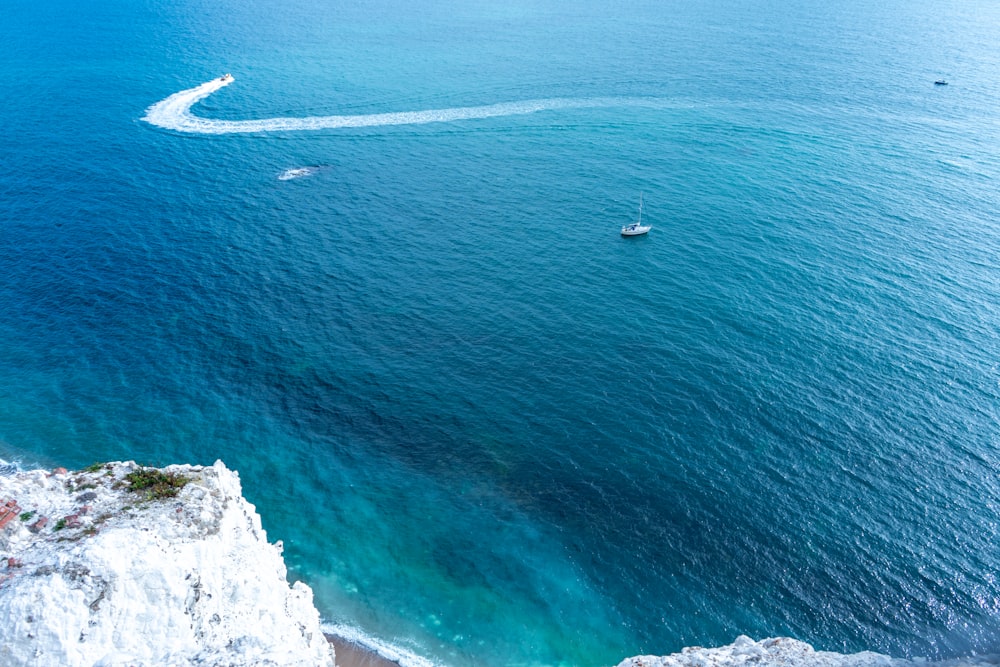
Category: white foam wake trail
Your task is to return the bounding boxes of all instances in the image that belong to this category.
[142,76,622,134]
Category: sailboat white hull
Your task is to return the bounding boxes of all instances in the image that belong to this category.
[621,194,651,236]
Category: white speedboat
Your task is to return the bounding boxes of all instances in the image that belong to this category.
[621,195,651,236]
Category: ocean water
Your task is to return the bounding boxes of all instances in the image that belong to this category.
[2,0,1000,665]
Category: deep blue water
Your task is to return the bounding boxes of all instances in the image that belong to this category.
[3,0,1000,665]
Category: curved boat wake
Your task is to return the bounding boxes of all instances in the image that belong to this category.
[142,75,628,135]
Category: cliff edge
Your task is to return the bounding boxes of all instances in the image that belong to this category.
[0,460,335,667]
[616,636,901,667]
[615,635,999,667]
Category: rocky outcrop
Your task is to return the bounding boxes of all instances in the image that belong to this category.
[617,637,902,667]
[0,460,335,667]
[616,635,1000,667]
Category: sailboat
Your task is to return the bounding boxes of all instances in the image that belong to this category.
[621,194,651,236]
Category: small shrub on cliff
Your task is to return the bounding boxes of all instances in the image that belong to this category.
[125,468,191,500]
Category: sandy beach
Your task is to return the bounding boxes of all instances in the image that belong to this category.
[326,634,402,667]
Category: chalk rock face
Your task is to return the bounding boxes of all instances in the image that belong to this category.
[616,636,905,667]
[0,460,335,667]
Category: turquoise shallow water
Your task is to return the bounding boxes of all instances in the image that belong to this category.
[3,0,1000,665]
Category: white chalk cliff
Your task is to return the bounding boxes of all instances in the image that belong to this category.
[616,635,997,667]
[0,461,335,667]
[616,636,903,667]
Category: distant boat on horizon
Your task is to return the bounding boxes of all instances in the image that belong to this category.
[621,194,651,236]
[934,79,948,85]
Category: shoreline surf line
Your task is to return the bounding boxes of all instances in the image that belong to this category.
[141,75,650,135]
[326,634,401,667]
[322,623,443,667]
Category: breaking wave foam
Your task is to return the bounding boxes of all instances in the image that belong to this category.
[142,75,636,135]
[0,460,19,476]
[278,166,320,180]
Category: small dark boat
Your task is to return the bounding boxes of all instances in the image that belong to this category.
[934,80,948,85]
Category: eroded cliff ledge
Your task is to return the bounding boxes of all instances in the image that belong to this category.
[0,460,335,667]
